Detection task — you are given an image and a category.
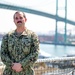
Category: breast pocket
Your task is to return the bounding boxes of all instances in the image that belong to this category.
[8,39,14,51]
[22,38,31,54]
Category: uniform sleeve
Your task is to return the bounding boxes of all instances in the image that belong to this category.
[1,34,13,67]
[19,32,40,68]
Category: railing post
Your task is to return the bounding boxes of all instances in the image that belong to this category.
[72,68,75,75]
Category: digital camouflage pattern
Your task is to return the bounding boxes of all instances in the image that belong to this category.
[1,28,39,75]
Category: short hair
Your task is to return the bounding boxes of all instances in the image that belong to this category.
[13,11,26,19]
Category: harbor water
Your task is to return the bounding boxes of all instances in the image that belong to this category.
[40,43,75,57]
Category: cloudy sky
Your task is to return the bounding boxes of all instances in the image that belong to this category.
[0,0,75,35]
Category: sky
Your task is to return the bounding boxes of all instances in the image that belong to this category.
[0,0,75,35]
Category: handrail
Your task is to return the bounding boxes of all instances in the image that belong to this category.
[37,56,75,63]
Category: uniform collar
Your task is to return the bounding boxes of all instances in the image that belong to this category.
[14,28,28,36]
[21,28,28,36]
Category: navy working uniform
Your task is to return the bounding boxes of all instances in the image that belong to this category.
[1,28,39,75]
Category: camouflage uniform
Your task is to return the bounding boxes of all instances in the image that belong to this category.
[1,28,39,75]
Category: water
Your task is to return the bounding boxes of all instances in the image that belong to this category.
[40,43,75,57]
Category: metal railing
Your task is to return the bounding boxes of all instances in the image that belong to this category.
[0,57,75,75]
[34,57,75,75]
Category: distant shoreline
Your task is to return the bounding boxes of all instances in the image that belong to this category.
[40,42,75,46]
